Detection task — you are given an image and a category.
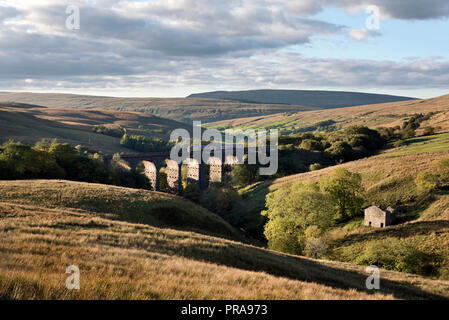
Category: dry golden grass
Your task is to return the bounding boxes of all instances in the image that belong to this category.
[1,180,449,300]
[0,203,389,300]
[0,180,241,240]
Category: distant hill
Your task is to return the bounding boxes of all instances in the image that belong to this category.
[0,92,316,124]
[0,102,192,154]
[188,89,416,109]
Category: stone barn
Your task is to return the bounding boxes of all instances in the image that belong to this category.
[364,206,396,228]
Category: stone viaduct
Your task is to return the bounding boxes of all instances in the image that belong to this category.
[105,146,255,193]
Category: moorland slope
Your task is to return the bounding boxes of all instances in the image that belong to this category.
[0,180,448,299]
[0,92,316,123]
[189,89,415,108]
[0,102,191,154]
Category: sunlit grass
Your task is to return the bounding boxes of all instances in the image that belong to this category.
[1,180,449,299]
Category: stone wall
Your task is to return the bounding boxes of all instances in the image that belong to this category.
[364,206,394,228]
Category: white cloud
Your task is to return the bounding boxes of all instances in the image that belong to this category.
[0,0,448,95]
[348,28,380,41]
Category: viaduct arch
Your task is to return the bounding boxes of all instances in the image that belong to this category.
[105,147,254,193]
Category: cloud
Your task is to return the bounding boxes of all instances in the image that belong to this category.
[0,5,20,22]
[262,0,449,20]
[329,0,449,20]
[0,0,448,95]
[348,28,380,41]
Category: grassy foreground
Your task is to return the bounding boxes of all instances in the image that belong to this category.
[1,180,449,299]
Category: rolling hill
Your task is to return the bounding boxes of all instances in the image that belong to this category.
[0,102,191,154]
[240,132,449,281]
[1,179,448,299]
[206,94,449,134]
[188,89,415,108]
[0,92,316,124]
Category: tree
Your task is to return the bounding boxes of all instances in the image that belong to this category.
[320,168,365,222]
[309,163,322,171]
[232,164,260,185]
[414,157,449,192]
[300,139,322,151]
[201,182,241,219]
[432,157,449,188]
[422,126,435,136]
[263,182,334,255]
[183,183,201,202]
[325,141,354,162]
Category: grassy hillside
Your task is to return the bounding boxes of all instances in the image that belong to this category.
[0,102,191,154]
[1,180,448,299]
[0,92,316,124]
[207,94,449,134]
[241,149,449,223]
[0,180,241,240]
[189,89,415,108]
[240,133,449,280]
[377,132,449,157]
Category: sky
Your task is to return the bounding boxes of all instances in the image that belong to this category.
[0,0,448,98]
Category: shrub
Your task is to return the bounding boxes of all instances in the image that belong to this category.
[232,164,260,185]
[415,171,438,192]
[304,238,329,259]
[183,183,201,202]
[355,238,435,276]
[309,163,322,171]
[432,157,449,188]
[422,126,435,136]
[325,141,354,162]
[300,139,322,151]
[201,183,241,220]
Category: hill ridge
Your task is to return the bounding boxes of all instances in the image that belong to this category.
[188,89,416,109]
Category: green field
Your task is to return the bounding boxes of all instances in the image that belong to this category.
[379,132,449,157]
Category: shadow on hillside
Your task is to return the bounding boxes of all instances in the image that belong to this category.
[336,220,449,245]
[144,232,448,300]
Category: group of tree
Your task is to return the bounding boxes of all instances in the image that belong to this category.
[262,168,365,256]
[120,134,173,152]
[92,125,126,138]
[377,112,436,142]
[0,139,149,189]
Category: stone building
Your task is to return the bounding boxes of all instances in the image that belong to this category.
[364,206,396,228]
